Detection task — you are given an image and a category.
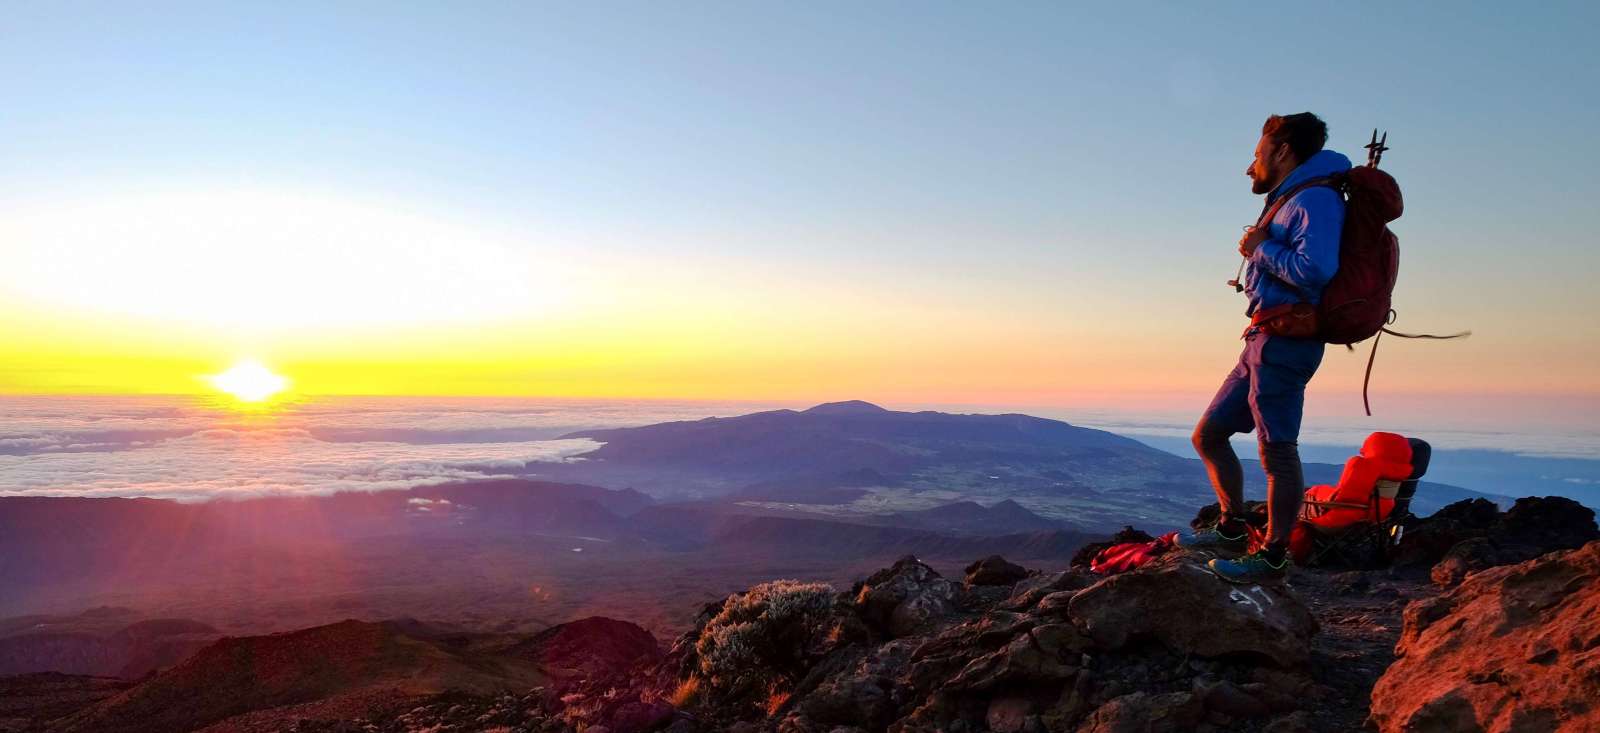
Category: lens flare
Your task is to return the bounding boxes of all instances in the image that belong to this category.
[208,359,290,402]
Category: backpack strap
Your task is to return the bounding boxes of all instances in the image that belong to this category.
[1255,175,1343,229]
[1244,175,1345,311]
[1360,311,1473,416]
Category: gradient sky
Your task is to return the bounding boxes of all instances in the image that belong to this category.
[2,3,1597,422]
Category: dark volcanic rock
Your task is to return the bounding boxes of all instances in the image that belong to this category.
[517,616,662,683]
[1497,495,1598,550]
[1371,540,1600,733]
[963,555,1030,587]
[1428,536,1499,587]
[853,556,962,638]
[1075,691,1203,733]
[1426,497,1500,527]
[1067,556,1317,667]
[1402,496,1599,586]
[660,535,1340,733]
[1002,570,1095,612]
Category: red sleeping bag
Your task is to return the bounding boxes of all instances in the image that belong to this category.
[1242,432,1416,564]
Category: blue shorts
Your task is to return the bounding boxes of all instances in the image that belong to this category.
[1198,332,1325,444]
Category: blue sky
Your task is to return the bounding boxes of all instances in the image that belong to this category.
[2,3,1597,421]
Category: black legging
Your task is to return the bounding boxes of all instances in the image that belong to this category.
[1193,422,1304,547]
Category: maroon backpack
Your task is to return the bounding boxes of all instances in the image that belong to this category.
[1256,164,1403,346]
[1255,134,1467,414]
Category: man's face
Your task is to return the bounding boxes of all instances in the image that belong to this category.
[1247,134,1293,195]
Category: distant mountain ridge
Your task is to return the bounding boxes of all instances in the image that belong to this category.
[551,400,1213,528]
[547,400,1512,527]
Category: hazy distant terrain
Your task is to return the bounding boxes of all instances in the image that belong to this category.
[546,400,1215,528]
[0,478,1094,642]
[0,398,1519,683]
[543,400,1507,525]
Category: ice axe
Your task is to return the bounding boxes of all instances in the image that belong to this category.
[1365,128,1389,168]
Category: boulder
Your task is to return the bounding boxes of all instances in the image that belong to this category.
[1066,557,1317,667]
[986,696,1033,733]
[793,640,915,731]
[1428,497,1501,528]
[944,623,1082,691]
[608,701,674,733]
[1428,536,1499,587]
[964,555,1030,587]
[1002,570,1094,611]
[854,556,961,637]
[1371,540,1600,733]
[1424,497,1599,587]
[1496,495,1597,550]
[1074,691,1203,733]
[519,616,662,683]
[1398,496,1599,579]
[1197,679,1267,718]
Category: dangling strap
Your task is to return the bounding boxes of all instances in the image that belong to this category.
[1361,310,1472,416]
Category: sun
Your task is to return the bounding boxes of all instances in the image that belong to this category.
[208,359,290,403]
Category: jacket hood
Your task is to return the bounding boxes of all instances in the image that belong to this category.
[1268,149,1353,203]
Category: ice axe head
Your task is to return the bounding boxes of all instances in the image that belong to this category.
[1365,129,1389,167]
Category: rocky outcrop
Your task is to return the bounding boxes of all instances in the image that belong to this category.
[853,556,963,638]
[1371,539,1600,733]
[1398,496,1599,587]
[1068,555,1317,667]
[655,549,1324,733]
[38,498,1594,733]
[517,616,662,683]
[964,555,1030,587]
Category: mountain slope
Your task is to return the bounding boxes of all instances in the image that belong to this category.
[552,401,1214,528]
[53,619,546,733]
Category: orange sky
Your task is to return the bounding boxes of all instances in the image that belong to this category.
[3,5,1598,415]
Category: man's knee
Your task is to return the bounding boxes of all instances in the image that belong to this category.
[1192,420,1232,454]
[1258,439,1301,468]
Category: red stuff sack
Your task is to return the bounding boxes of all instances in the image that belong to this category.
[1090,532,1179,575]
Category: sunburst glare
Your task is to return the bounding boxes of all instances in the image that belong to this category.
[208,359,290,403]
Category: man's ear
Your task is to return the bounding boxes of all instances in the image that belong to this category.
[1271,142,1294,166]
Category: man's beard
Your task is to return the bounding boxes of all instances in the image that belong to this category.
[1251,176,1274,195]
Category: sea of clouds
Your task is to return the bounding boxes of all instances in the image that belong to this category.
[3,395,1595,503]
[0,396,786,501]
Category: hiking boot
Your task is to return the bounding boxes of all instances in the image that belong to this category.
[1207,550,1291,583]
[1175,525,1249,553]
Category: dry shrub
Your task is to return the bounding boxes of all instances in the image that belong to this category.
[694,580,837,698]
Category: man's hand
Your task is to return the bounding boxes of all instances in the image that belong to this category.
[1238,226,1270,257]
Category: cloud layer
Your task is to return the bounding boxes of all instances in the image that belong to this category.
[0,396,783,501]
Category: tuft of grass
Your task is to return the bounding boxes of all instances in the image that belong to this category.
[764,688,792,717]
[670,675,702,708]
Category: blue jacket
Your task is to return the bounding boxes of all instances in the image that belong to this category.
[1244,149,1352,317]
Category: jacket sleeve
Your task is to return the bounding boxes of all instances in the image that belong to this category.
[1251,187,1343,298]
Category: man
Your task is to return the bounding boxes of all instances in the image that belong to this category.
[1179,112,1351,582]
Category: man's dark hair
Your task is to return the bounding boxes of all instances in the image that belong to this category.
[1262,112,1328,164]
